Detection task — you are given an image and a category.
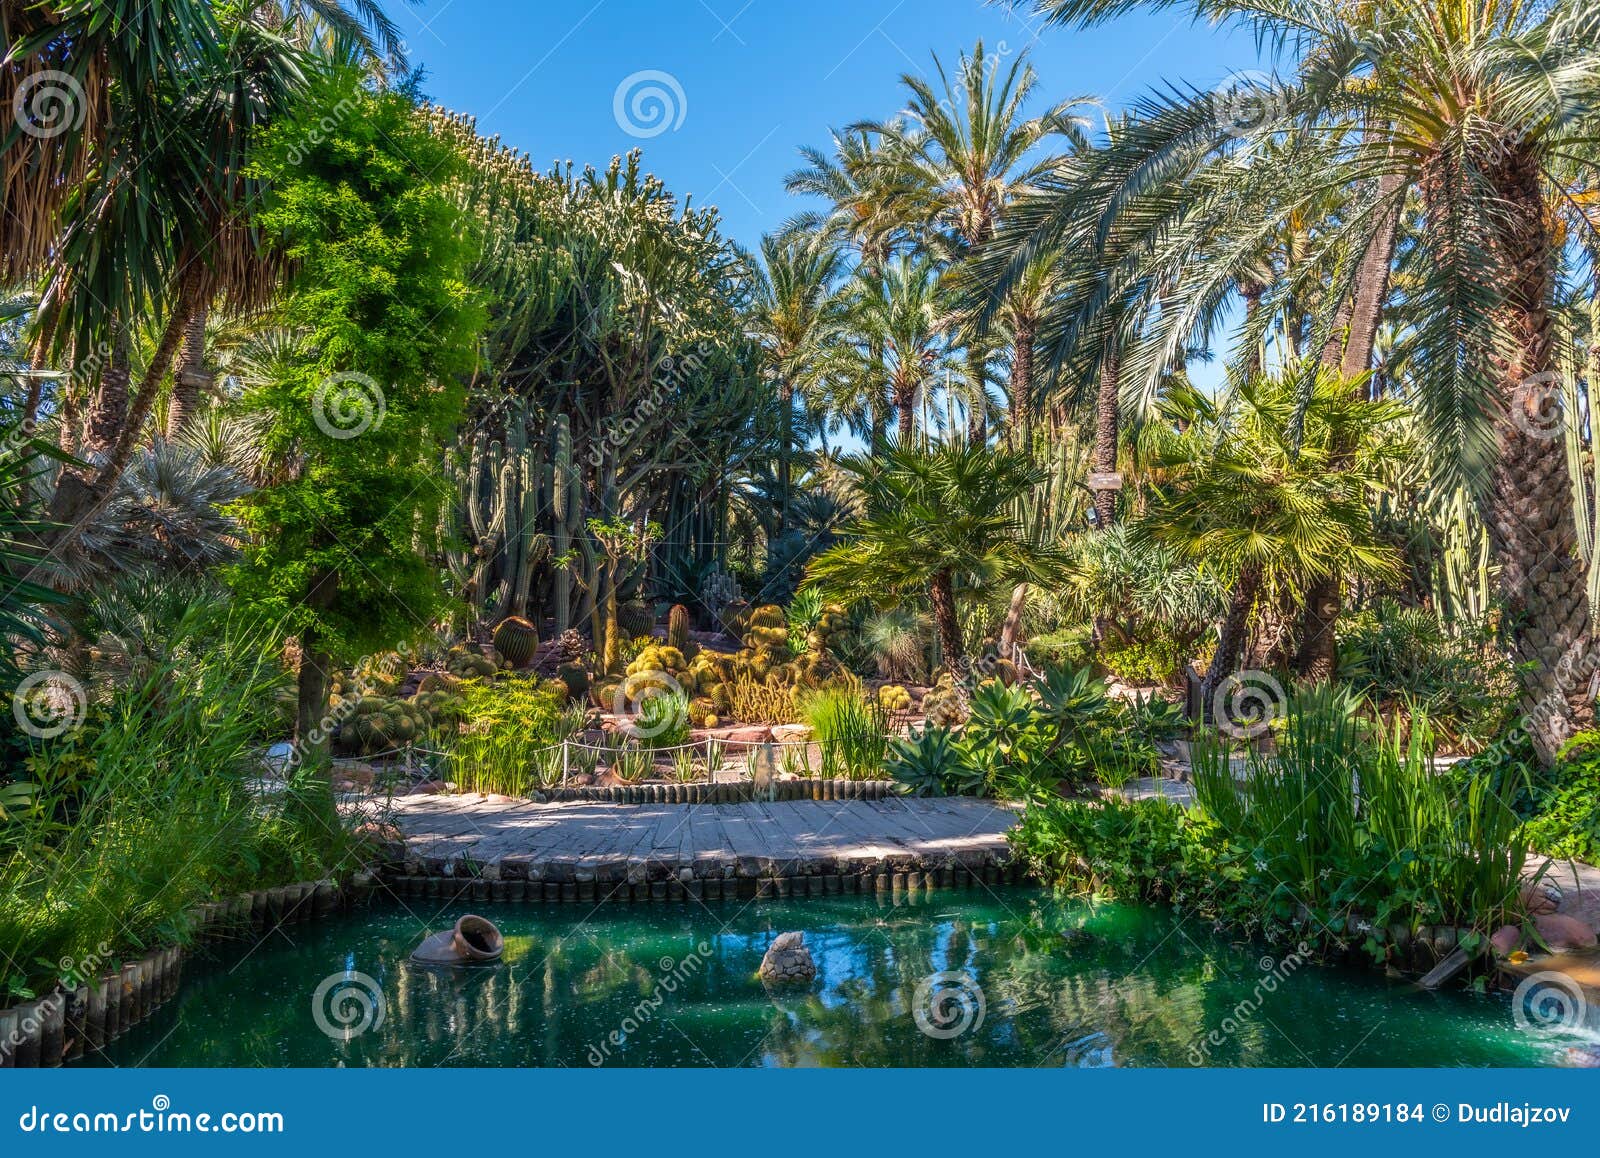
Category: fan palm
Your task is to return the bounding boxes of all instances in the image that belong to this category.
[804,441,1067,672]
[1136,371,1405,710]
[1021,0,1600,757]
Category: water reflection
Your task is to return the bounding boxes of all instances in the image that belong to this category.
[92,891,1582,1068]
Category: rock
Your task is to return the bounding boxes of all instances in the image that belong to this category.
[758,931,816,985]
[1534,913,1598,952]
[331,763,376,787]
[410,780,448,795]
[724,726,773,745]
[262,741,297,775]
[1490,924,1523,957]
[1520,881,1561,916]
[485,793,517,804]
[772,724,814,744]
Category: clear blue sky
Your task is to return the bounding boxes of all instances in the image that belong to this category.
[395,0,1267,252]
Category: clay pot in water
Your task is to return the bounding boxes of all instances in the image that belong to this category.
[410,914,505,965]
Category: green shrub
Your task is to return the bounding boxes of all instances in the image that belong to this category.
[446,677,571,795]
[1522,732,1600,863]
[1022,626,1092,672]
[635,691,690,750]
[799,687,889,779]
[1099,634,1188,685]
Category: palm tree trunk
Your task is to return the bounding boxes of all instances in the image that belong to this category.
[1092,340,1121,527]
[999,581,1028,662]
[1296,170,1405,681]
[928,568,965,675]
[166,303,211,439]
[79,323,129,457]
[1199,563,1262,721]
[896,382,915,442]
[1011,316,1035,447]
[778,378,793,530]
[1480,142,1594,762]
[965,348,986,444]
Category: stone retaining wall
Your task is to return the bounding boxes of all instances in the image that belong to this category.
[537,778,898,804]
[376,853,1028,904]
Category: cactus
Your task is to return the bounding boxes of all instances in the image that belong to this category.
[556,661,590,702]
[617,598,655,639]
[877,684,912,711]
[666,603,691,653]
[492,616,540,668]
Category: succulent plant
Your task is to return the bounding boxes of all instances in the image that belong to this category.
[666,603,691,653]
[617,598,656,640]
[556,661,590,702]
[492,615,540,668]
[877,684,913,711]
[554,627,586,663]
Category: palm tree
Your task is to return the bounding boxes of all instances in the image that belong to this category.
[868,40,1092,441]
[750,231,844,528]
[1023,0,1600,757]
[1136,372,1404,713]
[804,441,1066,673]
[838,255,957,442]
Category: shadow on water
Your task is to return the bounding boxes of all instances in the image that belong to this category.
[88,890,1584,1067]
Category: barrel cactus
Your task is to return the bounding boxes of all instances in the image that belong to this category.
[492,615,540,668]
[556,661,590,703]
[877,684,913,711]
[666,603,691,653]
[617,599,655,640]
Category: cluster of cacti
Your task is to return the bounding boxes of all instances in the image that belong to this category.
[347,652,405,697]
[921,673,967,727]
[877,684,913,711]
[491,615,540,667]
[687,696,720,729]
[805,603,850,654]
[743,604,791,653]
[720,599,752,639]
[334,694,446,755]
[625,644,689,684]
[448,397,551,625]
[986,657,1021,687]
[446,644,499,680]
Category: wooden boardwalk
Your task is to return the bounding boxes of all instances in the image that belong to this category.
[388,794,1020,881]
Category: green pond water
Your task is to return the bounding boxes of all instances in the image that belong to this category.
[93,891,1591,1067]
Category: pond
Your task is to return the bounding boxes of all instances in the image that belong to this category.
[91,891,1591,1067]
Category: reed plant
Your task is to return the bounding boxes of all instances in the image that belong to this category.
[798,687,890,779]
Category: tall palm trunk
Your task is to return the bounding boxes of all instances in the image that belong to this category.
[1296,171,1405,680]
[1092,339,1121,528]
[966,348,986,444]
[80,324,130,457]
[166,304,211,439]
[928,568,966,676]
[895,381,916,442]
[777,378,793,529]
[1479,143,1594,762]
[1010,315,1035,446]
[1200,563,1263,721]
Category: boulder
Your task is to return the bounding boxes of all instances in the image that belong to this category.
[1520,881,1561,916]
[758,931,816,985]
[410,780,448,795]
[1490,924,1523,957]
[1534,913,1598,952]
[772,724,814,745]
[723,726,773,745]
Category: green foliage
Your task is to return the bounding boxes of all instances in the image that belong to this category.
[1337,600,1516,752]
[445,677,572,796]
[798,687,889,779]
[1099,634,1188,685]
[636,691,691,750]
[1521,732,1600,863]
[1054,524,1221,651]
[1021,626,1092,672]
[229,66,483,668]
[885,726,979,797]
[1,594,352,998]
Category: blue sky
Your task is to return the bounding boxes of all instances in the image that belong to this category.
[394,0,1268,252]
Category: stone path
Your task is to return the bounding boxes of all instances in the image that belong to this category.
[389,794,1019,878]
